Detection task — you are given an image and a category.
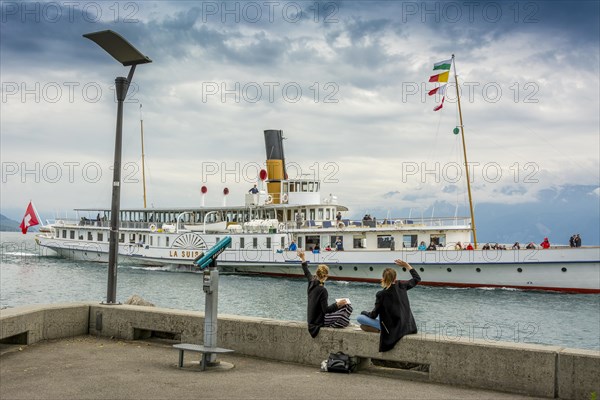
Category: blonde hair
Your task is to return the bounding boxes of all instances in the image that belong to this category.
[316,264,329,283]
[381,268,397,289]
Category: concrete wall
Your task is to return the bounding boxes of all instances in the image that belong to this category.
[0,303,89,344]
[2,303,599,399]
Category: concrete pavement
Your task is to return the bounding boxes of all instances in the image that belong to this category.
[0,336,545,399]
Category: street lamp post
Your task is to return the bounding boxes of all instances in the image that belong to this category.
[83,30,151,304]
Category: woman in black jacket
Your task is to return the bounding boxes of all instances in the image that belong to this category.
[357,259,421,352]
[298,250,352,337]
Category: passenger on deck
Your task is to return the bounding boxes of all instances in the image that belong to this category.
[249,184,259,194]
[297,250,352,338]
[465,243,474,250]
[482,243,491,250]
[295,213,303,229]
[336,212,342,222]
[569,235,576,248]
[313,243,320,254]
[526,242,536,249]
[325,245,332,251]
[455,241,463,250]
[512,242,520,250]
[427,242,437,251]
[288,240,297,251]
[540,237,551,249]
[335,237,344,251]
[418,241,426,251]
[575,234,582,247]
[357,260,421,352]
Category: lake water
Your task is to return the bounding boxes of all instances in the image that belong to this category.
[1,232,599,351]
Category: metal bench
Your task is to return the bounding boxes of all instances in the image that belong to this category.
[173,343,234,370]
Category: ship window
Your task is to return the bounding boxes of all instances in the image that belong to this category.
[281,237,285,249]
[403,235,418,248]
[97,233,103,241]
[157,237,161,247]
[297,236,303,248]
[150,236,153,246]
[62,230,67,238]
[308,182,314,192]
[326,209,331,220]
[329,236,338,247]
[430,234,446,247]
[266,237,271,249]
[119,234,124,243]
[253,238,258,249]
[70,230,75,239]
[305,235,320,251]
[240,238,245,249]
[87,232,93,241]
[166,237,170,247]
[377,235,393,249]
[309,209,315,221]
[318,209,324,220]
[353,235,365,249]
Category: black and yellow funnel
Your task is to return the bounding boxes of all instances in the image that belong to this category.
[264,129,286,203]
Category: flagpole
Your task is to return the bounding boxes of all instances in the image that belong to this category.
[452,54,478,248]
[140,104,147,209]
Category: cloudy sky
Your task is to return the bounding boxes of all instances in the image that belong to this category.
[1,1,599,224]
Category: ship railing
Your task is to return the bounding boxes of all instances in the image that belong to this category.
[54,219,166,231]
[281,216,471,231]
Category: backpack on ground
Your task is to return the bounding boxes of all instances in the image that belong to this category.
[322,351,357,373]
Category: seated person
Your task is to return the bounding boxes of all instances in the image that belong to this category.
[512,242,520,250]
[526,242,536,249]
[325,245,332,251]
[482,243,491,250]
[426,242,437,251]
[298,250,352,337]
[465,243,474,250]
[455,241,463,250]
[417,241,426,251]
[357,260,421,352]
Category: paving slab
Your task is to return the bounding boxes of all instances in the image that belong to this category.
[0,336,546,400]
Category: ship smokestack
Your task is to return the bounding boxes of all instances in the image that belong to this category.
[264,129,286,204]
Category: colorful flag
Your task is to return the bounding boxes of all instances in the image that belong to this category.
[433,58,452,71]
[433,96,445,111]
[428,84,447,96]
[19,201,40,234]
[429,71,449,83]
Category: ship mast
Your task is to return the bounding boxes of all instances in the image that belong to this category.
[452,54,478,248]
[140,104,147,208]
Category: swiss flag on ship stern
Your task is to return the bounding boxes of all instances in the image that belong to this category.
[20,201,40,234]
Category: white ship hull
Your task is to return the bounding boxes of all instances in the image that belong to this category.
[217,247,600,293]
[37,235,600,293]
